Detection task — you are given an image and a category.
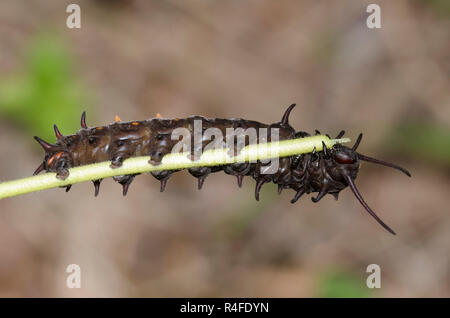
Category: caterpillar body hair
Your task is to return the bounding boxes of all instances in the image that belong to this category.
[33,104,411,234]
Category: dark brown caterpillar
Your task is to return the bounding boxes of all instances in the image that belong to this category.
[33,104,411,235]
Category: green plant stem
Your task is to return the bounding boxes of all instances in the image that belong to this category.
[0,135,350,199]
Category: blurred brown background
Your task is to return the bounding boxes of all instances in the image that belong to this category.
[0,0,449,297]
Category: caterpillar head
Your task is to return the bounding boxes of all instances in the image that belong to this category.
[327,133,411,235]
[33,132,80,180]
[33,112,89,179]
[330,133,411,178]
[329,143,360,181]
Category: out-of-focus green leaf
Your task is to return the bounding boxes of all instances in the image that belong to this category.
[316,269,372,298]
[0,34,90,143]
[417,0,450,18]
[217,183,278,240]
[386,122,450,167]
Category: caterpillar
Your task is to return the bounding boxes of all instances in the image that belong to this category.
[32,104,411,235]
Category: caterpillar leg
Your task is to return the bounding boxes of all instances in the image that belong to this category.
[92,179,102,197]
[330,192,339,200]
[254,178,268,201]
[151,170,175,192]
[113,174,139,196]
[290,187,305,204]
[159,178,168,192]
[188,167,211,190]
[278,184,283,194]
[237,175,244,188]
[59,185,72,192]
[311,183,330,203]
[197,176,206,190]
[223,163,252,188]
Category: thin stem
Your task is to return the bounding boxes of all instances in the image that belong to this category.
[0,135,350,199]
